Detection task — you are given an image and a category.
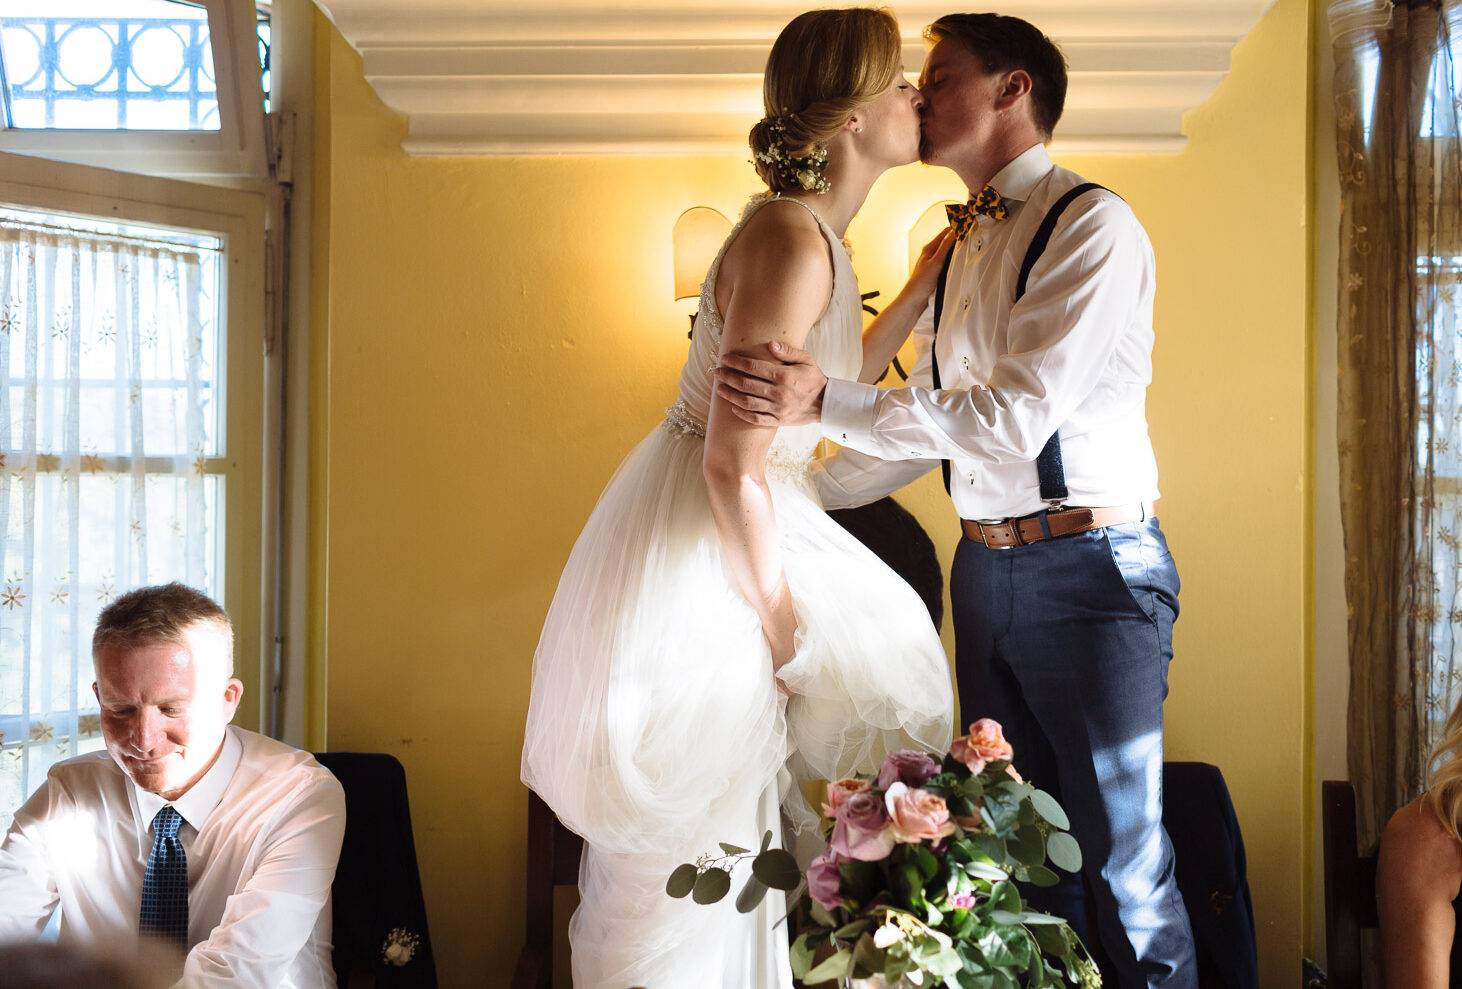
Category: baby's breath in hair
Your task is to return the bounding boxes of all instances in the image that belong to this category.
[753,111,831,195]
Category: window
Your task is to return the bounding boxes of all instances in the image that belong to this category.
[0,0,267,178]
[0,153,264,830]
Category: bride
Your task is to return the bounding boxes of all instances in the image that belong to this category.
[520,7,956,986]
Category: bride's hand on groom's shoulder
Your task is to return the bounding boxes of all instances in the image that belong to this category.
[902,225,956,303]
[714,340,826,428]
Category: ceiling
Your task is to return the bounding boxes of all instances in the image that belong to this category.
[312,0,1280,156]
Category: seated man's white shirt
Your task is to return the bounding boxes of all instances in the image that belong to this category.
[0,725,346,988]
[815,143,1161,520]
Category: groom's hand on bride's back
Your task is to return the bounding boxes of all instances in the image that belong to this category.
[714,340,827,427]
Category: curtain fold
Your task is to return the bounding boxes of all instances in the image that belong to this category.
[0,218,215,829]
[1332,0,1462,848]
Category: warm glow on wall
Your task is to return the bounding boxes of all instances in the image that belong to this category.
[672,206,731,301]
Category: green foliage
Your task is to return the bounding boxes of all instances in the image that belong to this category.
[667,740,1101,987]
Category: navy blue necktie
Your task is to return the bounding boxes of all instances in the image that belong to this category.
[140,805,189,948]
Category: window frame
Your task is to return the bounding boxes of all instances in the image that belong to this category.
[0,0,268,178]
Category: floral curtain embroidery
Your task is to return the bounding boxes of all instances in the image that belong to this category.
[0,212,220,829]
[1331,0,1462,847]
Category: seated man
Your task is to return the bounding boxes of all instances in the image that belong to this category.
[0,583,346,987]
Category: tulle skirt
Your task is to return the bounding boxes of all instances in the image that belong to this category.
[520,421,954,988]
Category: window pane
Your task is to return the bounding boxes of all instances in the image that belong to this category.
[0,202,228,828]
[0,0,220,131]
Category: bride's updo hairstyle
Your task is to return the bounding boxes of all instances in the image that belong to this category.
[750,7,902,194]
[1429,696,1462,841]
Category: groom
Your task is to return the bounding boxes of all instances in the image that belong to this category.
[715,12,1197,989]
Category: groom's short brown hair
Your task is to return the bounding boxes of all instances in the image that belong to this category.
[925,13,1068,138]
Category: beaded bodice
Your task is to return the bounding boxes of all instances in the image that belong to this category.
[664,194,863,472]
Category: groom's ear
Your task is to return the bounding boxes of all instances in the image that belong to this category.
[995,70,1032,110]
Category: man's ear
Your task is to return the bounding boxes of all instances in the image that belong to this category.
[222,678,244,722]
[995,70,1032,110]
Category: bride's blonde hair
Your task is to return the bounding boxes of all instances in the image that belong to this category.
[749,7,902,193]
[1428,696,1462,841]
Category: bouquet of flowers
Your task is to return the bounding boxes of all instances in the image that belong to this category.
[667,720,1100,988]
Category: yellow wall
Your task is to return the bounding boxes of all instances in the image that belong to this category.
[312,0,1312,982]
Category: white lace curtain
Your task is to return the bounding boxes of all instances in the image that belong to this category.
[0,214,217,828]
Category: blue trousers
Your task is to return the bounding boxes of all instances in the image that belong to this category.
[950,518,1198,989]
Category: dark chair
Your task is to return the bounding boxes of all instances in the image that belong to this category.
[1162,761,1260,989]
[1321,779,1378,989]
[511,789,585,989]
[314,752,438,989]
[828,496,944,630]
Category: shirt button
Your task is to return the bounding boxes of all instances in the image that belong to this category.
[967,471,976,482]
[960,297,971,313]
[961,356,970,371]
[975,239,983,251]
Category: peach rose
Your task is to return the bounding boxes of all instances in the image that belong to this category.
[821,777,873,818]
[883,782,956,844]
[950,717,1014,775]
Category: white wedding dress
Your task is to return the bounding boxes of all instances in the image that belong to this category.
[520,194,955,989]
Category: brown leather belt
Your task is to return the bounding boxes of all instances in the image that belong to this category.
[961,501,1158,550]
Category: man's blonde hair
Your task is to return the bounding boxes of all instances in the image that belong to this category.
[93,582,234,676]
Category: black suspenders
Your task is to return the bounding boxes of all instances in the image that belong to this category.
[930,181,1110,505]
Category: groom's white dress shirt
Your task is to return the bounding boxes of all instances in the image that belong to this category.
[815,143,1161,521]
[0,725,346,988]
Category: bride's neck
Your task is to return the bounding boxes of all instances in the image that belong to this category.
[780,165,879,239]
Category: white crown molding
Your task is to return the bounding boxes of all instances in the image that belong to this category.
[313,0,1279,156]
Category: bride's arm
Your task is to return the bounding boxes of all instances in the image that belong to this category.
[857,226,954,383]
[704,213,832,673]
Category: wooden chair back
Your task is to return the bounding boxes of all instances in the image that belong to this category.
[511,790,584,988]
[1322,779,1379,989]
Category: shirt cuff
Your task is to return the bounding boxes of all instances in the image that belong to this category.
[820,377,882,451]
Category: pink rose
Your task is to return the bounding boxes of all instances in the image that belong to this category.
[807,849,844,911]
[821,777,872,818]
[884,782,956,844]
[876,749,942,791]
[829,791,896,861]
[949,892,977,910]
[950,718,1014,775]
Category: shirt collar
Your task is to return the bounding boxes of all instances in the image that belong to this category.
[987,143,1053,204]
[132,725,243,834]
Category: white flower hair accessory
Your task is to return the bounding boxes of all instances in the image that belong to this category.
[754,111,831,195]
[381,927,420,966]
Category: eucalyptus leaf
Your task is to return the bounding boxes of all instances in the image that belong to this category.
[718,842,749,856]
[802,947,854,983]
[1024,863,1060,887]
[665,863,698,898]
[965,859,1010,881]
[1008,824,1045,866]
[691,867,732,904]
[834,918,873,940]
[790,932,817,977]
[1046,832,1083,873]
[1028,788,1070,830]
[759,829,773,853]
[993,880,1021,913]
[853,931,887,971]
[1030,922,1068,956]
[751,847,801,891]
[734,875,769,914]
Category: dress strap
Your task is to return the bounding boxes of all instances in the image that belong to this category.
[760,193,831,231]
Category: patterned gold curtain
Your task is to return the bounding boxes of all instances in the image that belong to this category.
[1331,0,1462,848]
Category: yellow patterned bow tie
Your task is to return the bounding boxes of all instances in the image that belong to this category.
[945,185,1009,241]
